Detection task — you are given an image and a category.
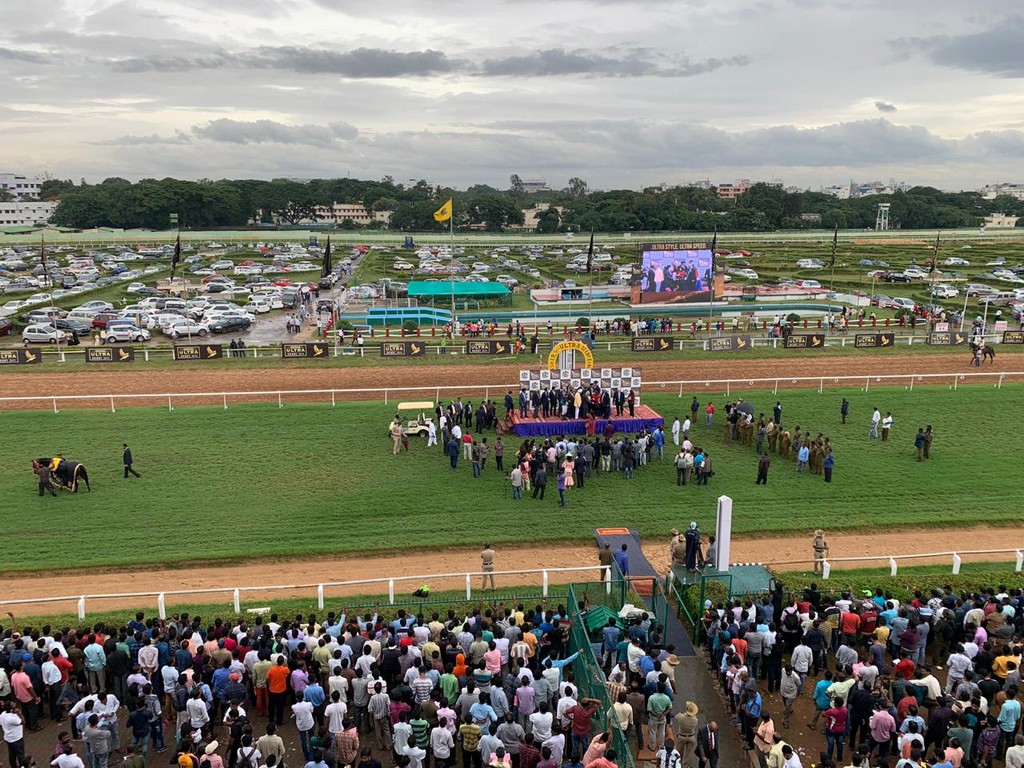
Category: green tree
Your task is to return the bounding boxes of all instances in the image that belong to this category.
[567,177,589,198]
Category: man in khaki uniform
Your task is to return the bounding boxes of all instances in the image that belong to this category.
[778,429,792,460]
[673,701,699,767]
[481,543,496,591]
[812,529,829,576]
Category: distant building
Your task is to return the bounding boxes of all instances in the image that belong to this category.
[0,173,43,200]
[716,179,751,199]
[289,202,390,226]
[0,201,55,226]
[980,183,1024,200]
[855,180,907,197]
[821,185,852,199]
[984,213,1020,229]
[518,203,564,231]
[799,213,822,223]
[521,180,550,194]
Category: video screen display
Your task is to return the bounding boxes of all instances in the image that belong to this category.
[638,242,714,303]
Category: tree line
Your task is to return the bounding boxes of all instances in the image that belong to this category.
[41,175,1024,232]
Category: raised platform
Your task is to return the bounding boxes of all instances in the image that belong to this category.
[513,405,664,437]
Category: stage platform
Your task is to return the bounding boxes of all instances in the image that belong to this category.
[513,405,664,438]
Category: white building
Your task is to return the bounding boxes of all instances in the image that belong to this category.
[0,174,43,200]
[984,213,1020,229]
[0,201,55,227]
[980,183,1024,200]
[820,184,852,199]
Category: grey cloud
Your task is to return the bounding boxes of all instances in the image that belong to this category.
[874,100,897,113]
[896,18,1024,77]
[189,118,359,146]
[0,46,53,64]
[481,48,749,77]
[92,132,194,146]
[109,47,457,77]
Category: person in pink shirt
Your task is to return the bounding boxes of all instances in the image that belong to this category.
[290,662,310,696]
[867,701,896,761]
[10,662,41,732]
[484,645,502,677]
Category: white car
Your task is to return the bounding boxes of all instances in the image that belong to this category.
[104,324,150,343]
[26,292,53,304]
[244,297,272,314]
[796,259,824,269]
[22,324,67,343]
[933,284,958,298]
[76,301,113,312]
[891,297,916,310]
[496,275,519,287]
[731,268,759,280]
[903,266,928,279]
[125,282,148,293]
[943,257,970,267]
[393,261,415,271]
[252,292,284,310]
[210,260,234,270]
[166,318,210,338]
[1,300,30,316]
[150,313,187,330]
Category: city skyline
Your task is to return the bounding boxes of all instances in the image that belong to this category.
[2,0,1023,189]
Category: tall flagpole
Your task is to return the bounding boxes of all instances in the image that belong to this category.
[450,201,456,334]
[705,227,717,335]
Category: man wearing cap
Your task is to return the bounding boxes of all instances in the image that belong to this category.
[812,530,829,576]
[481,544,496,592]
[673,702,699,767]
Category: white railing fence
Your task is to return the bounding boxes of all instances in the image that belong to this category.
[0,370,1019,413]
[764,548,1024,580]
[0,566,614,621]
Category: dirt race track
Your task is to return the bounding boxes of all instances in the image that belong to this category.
[1,350,1022,407]
[5,526,1023,617]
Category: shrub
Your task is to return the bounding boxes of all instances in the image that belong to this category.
[786,313,801,323]
[575,316,590,328]
[402,320,418,333]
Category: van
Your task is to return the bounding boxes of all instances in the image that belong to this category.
[979,291,1017,307]
[67,308,98,324]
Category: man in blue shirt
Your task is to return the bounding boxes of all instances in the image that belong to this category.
[613,545,629,576]
[601,619,621,672]
[652,428,665,461]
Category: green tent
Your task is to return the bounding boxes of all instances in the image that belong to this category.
[584,604,625,637]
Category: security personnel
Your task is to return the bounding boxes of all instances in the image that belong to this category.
[123,443,141,478]
[37,463,57,497]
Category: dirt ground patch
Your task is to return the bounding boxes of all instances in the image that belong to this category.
[0,351,1020,408]
[6,525,1021,618]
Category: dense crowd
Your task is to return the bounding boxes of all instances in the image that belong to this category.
[701,582,1024,767]
[0,602,673,768]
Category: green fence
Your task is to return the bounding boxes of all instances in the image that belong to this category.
[567,582,636,768]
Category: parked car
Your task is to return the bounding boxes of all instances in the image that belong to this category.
[166,318,210,338]
[796,259,824,269]
[0,316,11,336]
[891,297,916,310]
[881,272,911,283]
[943,257,970,267]
[207,315,253,334]
[104,324,151,343]
[932,284,958,299]
[870,294,893,308]
[964,283,996,297]
[22,324,67,343]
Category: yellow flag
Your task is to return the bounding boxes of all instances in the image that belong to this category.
[433,198,453,223]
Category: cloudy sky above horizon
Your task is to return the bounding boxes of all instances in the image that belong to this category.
[3,0,1024,191]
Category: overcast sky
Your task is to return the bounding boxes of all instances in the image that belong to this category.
[3,0,1023,191]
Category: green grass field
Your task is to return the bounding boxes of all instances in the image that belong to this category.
[2,384,1021,574]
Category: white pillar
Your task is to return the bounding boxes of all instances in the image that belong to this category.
[233,589,240,613]
[78,597,86,621]
[952,554,962,575]
[715,495,733,572]
[465,573,472,600]
[542,570,549,598]
[822,560,831,580]
[157,593,166,620]
[317,584,325,610]
[388,579,395,605]
[889,557,898,577]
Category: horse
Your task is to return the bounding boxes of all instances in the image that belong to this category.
[969,343,995,365]
[33,457,91,493]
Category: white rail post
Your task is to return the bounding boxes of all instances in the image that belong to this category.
[605,566,612,594]
[465,573,472,600]
[232,589,240,613]
[1016,550,1023,572]
[865,377,870,392]
[889,557,898,577]
[223,394,228,410]
[388,579,396,604]
[144,350,149,362]
[909,376,914,391]
[157,593,166,620]
[52,397,58,414]
[332,391,336,407]
[822,560,831,580]
[110,396,116,413]
[952,553,962,575]
[168,395,173,412]
[317,584,325,610]
[78,596,86,620]
[384,390,388,405]
[819,378,823,394]
[542,570,549,597]
[278,392,283,409]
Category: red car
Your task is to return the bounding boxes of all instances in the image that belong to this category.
[91,310,122,328]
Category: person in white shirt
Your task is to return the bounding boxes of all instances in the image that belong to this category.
[1005,733,1024,768]
[325,691,347,733]
[681,418,691,439]
[292,691,316,760]
[870,408,881,438]
[431,718,455,763]
[51,744,85,768]
[427,422,437,448]
[529,704,553,742]
[671,418,680,446]
[780,744,802,768]
[187,689,210,731]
